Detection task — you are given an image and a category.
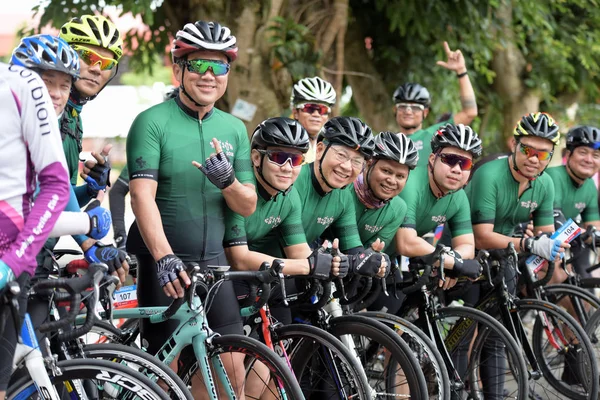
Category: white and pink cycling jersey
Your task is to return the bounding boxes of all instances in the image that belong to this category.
[0,62,69,277]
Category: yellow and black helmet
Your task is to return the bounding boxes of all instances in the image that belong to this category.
[514,112,560,146]
[60,15,123,60]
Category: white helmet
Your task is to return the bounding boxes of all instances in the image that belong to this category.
[290,76,336,109]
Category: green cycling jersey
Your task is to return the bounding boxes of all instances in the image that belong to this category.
[223,183,306,251]
[400,165,472,237]
[466,157,555,235]
[546,166,600,223]
[125,97,255,262]
[59,104,83,186]
[410,117,455,168]
[348,183,407,253]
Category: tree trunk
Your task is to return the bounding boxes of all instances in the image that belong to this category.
[490,0,541,147]
[343,20,396,132]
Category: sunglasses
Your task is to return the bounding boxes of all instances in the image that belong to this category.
[297,103,331,116]
[185,59,230,76]
[518,142,553,161]
[72,44,118,71]
[396,103,425,113]
[257,149,305,167]
[439,153,473,171]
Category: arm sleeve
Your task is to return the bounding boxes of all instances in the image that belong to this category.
[582,180,600,223]
[108,175,130,238]
[532,178,555,227]
[400,185,418,230]
[2,73,70,277]
[233,125,255,185]
[448,191,473,237]
[279,190,307,247]
[223,207,248,248]
[127,113,161,181]
[334,190,363,252]
[468,168,497,225]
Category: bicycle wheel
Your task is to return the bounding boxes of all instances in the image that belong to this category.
[274,323,372,399]
[584,307,600,385]
[81,319,140,346]
[83,343,193,400]
[543,283,600,327]
[7,358,170,400]
[433,306,529,400]
[518,298,599,400]
[177,333,303,400]
[327,314,428,399]
[360,310,451,400]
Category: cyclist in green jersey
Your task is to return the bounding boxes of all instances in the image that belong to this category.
[546,126,600,280]
[396,124,483,275]
[393,42,478,168]
[290,76,336,164]
[126,20,256,398]
[467,112,567,262]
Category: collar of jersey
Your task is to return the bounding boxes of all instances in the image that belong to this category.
[175,95,214,120]
[257,180,282,201]
[506,156,533,191]
[309,163,330,197]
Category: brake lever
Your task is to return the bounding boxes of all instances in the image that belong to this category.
[271,259,288,306]
[7,282,21,343]
[477,250,493,287]
[439,248,446,283]
[330,247,347,300]
[188,265,201,311]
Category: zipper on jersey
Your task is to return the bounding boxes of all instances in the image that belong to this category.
[199,118,207,261]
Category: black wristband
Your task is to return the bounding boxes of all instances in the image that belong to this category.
[457,71,468,78]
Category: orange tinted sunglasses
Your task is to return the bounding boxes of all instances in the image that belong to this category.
[72,44,118,71]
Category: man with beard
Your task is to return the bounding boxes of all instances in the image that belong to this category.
[393,42,478,168]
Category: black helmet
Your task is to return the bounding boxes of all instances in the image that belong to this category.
[431,124,483,158]
[566,125,600,151]
[373,132,419,170]
[514,112,560,146]
[318,116,375,158]
[392,83,431,107]
[251,117,310,153]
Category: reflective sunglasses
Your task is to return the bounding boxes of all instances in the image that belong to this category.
[396,103,425,113]
[518,142,553,161]
[257,149,305,167]
[439,153,473,171]
[72,44,118,71]
[185,59,230,76]
[297,103,331,116]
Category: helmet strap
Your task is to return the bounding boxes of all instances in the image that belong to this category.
[318,144,340,191]
[511,143,541,181]
[256,154,290,197]
[428,153,451,198]
[180,67,210,108]
[565,158,587,185]
[364,161,389,203]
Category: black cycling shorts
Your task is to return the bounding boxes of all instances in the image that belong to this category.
[136,254,243,355]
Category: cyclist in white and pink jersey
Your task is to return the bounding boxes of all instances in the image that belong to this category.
[0,62,70,396]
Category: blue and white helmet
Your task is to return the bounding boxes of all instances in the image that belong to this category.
[11,35,80,80]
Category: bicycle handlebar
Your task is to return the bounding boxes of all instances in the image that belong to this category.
[401,244,446,294]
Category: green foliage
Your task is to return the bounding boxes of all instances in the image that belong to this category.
[267,16,322,82]
[120,62,172,86]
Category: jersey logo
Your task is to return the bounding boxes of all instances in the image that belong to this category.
[211,140,235,158]
[431,215,446,224]
[414,140,424,151]
[316,216,334,227]
[575,202,586,212]
[364,224,382,234]
[231,225,241,236]
[135,156,147,169]
[520,200,538,212]
[264,216,282,228]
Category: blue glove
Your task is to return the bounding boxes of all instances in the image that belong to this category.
[84,242,127,274]
[524,236,564,261]
[84,157,111,191]
[0,260,16,291]
[84,200,111,240]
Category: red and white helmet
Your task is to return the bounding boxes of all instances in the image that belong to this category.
[172,21,238,62]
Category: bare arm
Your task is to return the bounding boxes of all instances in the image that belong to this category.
[222,182,257,217]
[130,179,173,260]
[451,233,475,259]
[473,223,524,252]
[396,228,435,258]
[225,243,311,275]
[436,41,477,125]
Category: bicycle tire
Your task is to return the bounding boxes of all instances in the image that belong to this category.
[434,306,529,400]
[177,333,303,400]
[274,323,372,399]
[83,319,140,346]
[327,314,428,399]
[518,298,599,400]
[83,342,193,400]
[360,310,451,400]
[7,358,170,400]
[543,283,600,327]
